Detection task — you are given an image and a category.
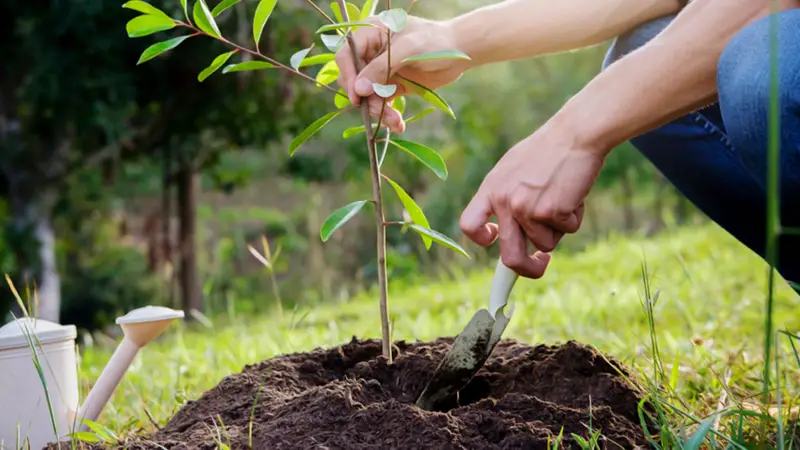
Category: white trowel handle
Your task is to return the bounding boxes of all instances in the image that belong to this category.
[488,259,519,317]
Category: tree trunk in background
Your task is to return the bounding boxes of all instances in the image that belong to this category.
[162,147,176,308]
[646,175,667,236]
[306,186,329,302]
[2,112,62,322]
[177,160,202,315]
[33,206,60,322]
[8,193,61,322]
[620,169,635,232]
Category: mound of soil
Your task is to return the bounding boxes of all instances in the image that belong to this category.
[72,338,652,449]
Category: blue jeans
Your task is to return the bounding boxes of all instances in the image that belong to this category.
[602,11,800,288]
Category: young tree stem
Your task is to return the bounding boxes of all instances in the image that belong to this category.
[177,22,345,98]
[337,0,392,362]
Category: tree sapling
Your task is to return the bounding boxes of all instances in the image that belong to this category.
[123,0,472,362]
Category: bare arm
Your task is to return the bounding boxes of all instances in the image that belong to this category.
[448,0,683,67]
[547,0,799,152]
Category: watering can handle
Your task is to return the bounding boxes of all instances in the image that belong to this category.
[488,258,519,317]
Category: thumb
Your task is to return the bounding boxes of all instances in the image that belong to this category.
[459,193,499,247]
[353,42,409,97]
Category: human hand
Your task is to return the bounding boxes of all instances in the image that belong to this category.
[334,15,472,133]
[458,122,607,278]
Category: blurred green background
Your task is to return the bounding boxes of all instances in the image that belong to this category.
[0,0,703,336]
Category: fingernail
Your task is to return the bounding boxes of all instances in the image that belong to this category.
[355,78,373,96]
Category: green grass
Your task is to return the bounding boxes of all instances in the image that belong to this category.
[78,222,800,445]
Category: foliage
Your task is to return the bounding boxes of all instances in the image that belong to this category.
[59,223,165,333]
[124,0,473,360]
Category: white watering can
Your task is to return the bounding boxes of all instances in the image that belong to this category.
[0,305,184,449]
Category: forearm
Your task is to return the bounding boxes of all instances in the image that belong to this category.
[447,0,682,67]
[551,0,798,152]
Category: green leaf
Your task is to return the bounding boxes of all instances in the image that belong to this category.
[345,2,361,20]
[330,2,344,22]
[320,34,345,52]
[405,107,434,124]
[198,51,236,81]
[126,15,176,37]
[193,0,221,38]
[80,419,118,442]
[299,53,335,68]
[384,176,431,249]
[372,82,397,98]
[407,224,469,258]
[343,125,370,139]
[253,0,278,46]
[392,96,406,115]
[359,0,377,19]
[221,61,275,73]
[398,76,455,119]
[335,89,351,109]
[290,110,343,155]
[377,8,407,33]
[137,35,192,65]
[122,1,171,19]
[317,21,375,33]
[388,139,447,180]
[321,201,368,241]
[570,434,589,449]
[180,0,188,21]
[69,432,103,443]
[212,0,241,16]
[401,49,471,63]
[683,416,716,450]
[315,60,340,86]
[330,2,361,22]
[290,46,313,71]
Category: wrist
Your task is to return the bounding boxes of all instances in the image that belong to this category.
[442,11,495,69]
[542,101,618,158]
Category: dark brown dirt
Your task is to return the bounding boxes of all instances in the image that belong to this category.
[66,338,653,449]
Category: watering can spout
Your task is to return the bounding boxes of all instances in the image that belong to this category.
[75,306,184,429]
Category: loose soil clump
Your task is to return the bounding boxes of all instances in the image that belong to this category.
[69,338,652,449]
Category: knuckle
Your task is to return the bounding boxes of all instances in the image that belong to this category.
[531,203,555,222]
[536,241,556,253]
[404,35,424,56]
[508,194,528,217]
[493,191,511,209]
[501,254,524,271]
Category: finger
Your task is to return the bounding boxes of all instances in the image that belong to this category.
[336,26,383,105]
[353,42,410,98]
[459,193,499,246]
[496,210,549,279]
[519,220,560,253]
[366,96,405,133]
[335,47,358,104]
[509,193,560,252]
[549,209,582,234]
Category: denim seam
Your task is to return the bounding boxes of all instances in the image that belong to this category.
[690,111,733,151]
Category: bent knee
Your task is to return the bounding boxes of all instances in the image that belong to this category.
[718,10,800,113]
[601,14,678,71]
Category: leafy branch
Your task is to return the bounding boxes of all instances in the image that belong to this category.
[123,0,472,362]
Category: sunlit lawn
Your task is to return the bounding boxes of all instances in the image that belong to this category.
[80,222,800,443]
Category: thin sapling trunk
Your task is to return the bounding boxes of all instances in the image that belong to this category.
[335,0,392,362]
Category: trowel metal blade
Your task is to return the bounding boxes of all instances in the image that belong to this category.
[487,303,515,352]
[416,309,495,411]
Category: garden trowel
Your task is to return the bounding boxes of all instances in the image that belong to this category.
[416,258,519,411]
